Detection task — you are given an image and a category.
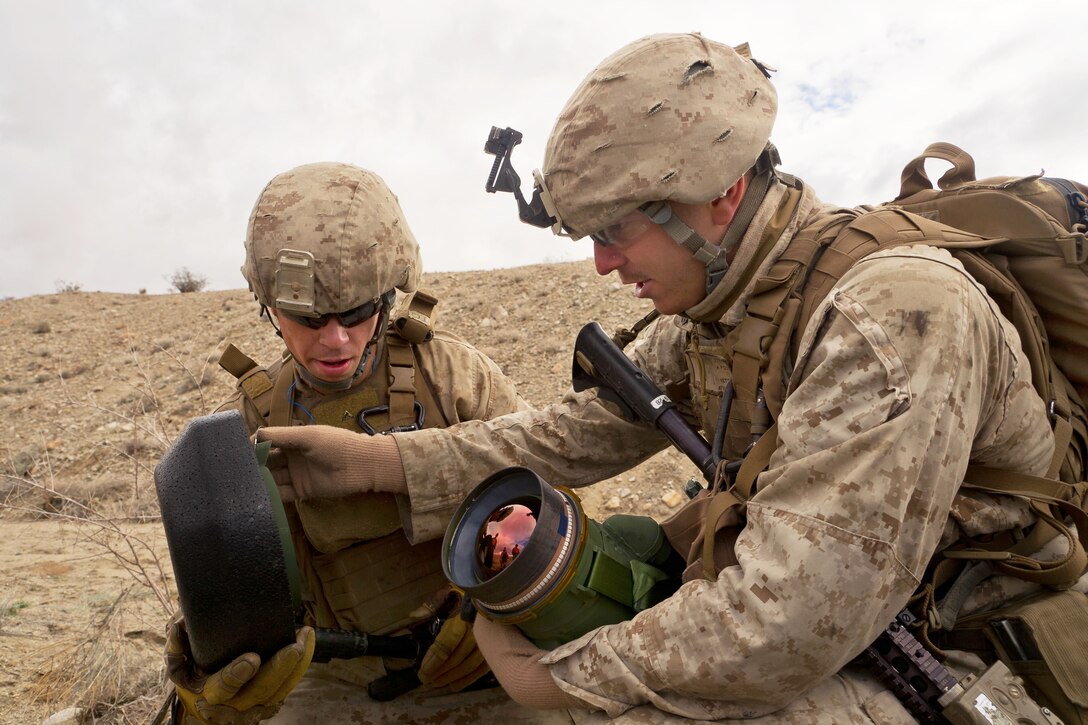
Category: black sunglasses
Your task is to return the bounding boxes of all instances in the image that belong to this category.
[279,293,388,330]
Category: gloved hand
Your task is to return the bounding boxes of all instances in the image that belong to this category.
[255,425,407,502]
[165,615,315,724]
[472,615,584,710]
[417,590,490,691]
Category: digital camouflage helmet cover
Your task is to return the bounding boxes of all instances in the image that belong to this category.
[540,32,778,240]
[242,162,422,317]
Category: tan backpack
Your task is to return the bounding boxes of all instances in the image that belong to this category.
[887,142,1088,480]
[699,142,1088,579]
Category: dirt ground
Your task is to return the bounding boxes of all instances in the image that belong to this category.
[0,259,702,724]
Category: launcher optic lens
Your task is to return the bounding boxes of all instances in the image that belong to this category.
[476,502,536,580]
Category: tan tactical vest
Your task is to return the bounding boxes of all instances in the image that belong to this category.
[219,292,448,685]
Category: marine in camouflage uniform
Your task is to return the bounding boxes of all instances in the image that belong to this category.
[258,37,1087,722]
[164,162,571,724]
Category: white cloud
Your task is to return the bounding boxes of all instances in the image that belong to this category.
[1,0,1084,297]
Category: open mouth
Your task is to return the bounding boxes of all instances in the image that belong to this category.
[316,358,353,375]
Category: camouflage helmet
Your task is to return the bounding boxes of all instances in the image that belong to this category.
[242,162,422,316]
[539,33,777,239]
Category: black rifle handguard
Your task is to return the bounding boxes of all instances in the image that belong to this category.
[572,322,716,483]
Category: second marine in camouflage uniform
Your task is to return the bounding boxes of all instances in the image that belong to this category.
[166,162,572,724]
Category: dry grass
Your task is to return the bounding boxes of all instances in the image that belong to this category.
[27,586,168,724]
[0,339,204,723]
[1,475,175,724]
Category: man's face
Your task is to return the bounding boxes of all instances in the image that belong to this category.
[272,309,381,384]
[591,201,717,315]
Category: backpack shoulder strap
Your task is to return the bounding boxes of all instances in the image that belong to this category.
[384,290,439,431]
[724,207,857,455]
[949,467,1088,589]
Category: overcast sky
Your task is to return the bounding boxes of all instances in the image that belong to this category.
[2,1,1085,298]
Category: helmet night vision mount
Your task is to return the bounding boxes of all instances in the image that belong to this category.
[484,126,564,235]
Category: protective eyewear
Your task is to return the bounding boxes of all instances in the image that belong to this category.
[279,296,383,330]
[589,212,657,248]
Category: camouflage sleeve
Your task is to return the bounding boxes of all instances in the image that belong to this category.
[393,315,688,532]
[415,330,532,423]
[396,331,534,542]
[538,247,1054,719]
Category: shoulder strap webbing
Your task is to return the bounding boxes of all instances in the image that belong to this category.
[700,422,779,579]
[219,343,259,378]
[385,337,420,431]
[948,467,1088,587]
[384,291,438,430]
[724,207,855,457]
[267,359,296,427]
[218,343,277,419]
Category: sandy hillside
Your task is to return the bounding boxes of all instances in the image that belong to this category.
[0,260,703,724]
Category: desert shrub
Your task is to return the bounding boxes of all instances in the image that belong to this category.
[55,280,82,293]
[167,267,207,294]
[31,321,51,334]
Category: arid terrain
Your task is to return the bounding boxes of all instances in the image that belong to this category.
[0,260,701,724]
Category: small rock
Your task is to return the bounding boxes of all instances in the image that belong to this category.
[479,318,494,328]
[616,487,631,498]
[662,490,685,508]
[605,496,623,511]
[12,450,36,477]
[488,304,509,320]
[628,476,636,482]
[42,707,85,725]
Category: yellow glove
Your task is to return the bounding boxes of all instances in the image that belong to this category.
[165,615,315,724]
[415,589,490,692]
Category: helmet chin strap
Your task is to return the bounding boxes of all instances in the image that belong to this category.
[706,146,780,292]
[642,145,781,295]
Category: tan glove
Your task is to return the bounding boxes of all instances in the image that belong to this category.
[472,615,584,710]
[165,615,315,724]
[255,425,407,502]
[417,590,490,691]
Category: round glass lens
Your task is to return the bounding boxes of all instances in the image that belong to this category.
[475,502,536,580]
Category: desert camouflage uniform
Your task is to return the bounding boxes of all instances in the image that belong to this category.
[217,331,573,724]
[388,179,1078,722]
